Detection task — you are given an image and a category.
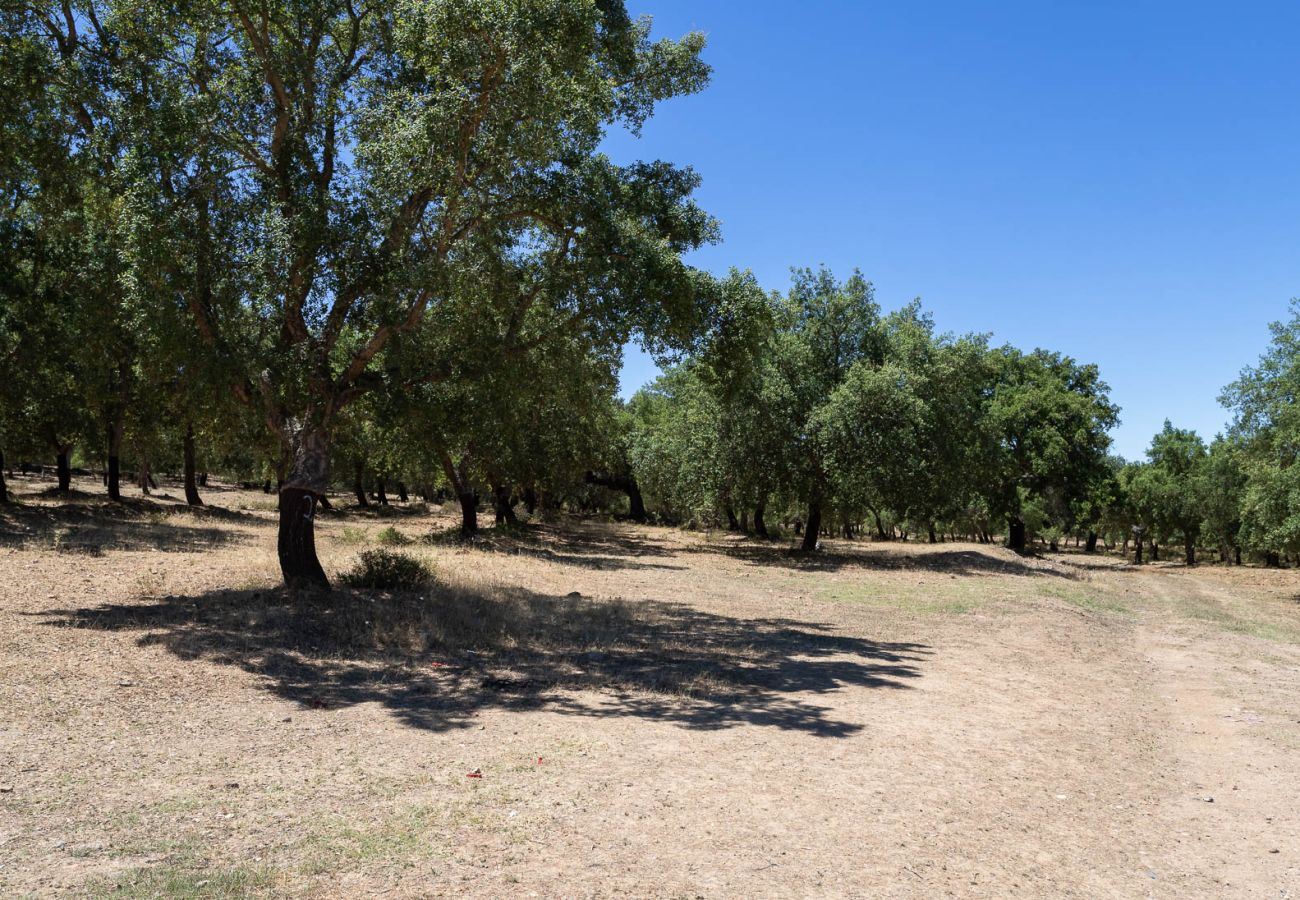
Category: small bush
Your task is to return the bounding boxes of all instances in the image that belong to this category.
[341,549,433,591]
[335,526,369,545]
[375,525,411,546]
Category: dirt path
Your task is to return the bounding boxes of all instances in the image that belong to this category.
[1,484,1298,897]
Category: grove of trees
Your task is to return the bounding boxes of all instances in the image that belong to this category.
[3,2,1300,587]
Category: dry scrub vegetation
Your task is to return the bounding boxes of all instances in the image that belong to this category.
[2,475,1299,898]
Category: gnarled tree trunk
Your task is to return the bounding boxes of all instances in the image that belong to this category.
[277,429,330,590]
[584,471,647,523]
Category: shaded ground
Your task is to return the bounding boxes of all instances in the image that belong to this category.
[1,474,1298,897]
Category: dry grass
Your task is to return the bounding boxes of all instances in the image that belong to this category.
[2,473,1299,898]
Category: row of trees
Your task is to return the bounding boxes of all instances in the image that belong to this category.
[3,3,1298,585]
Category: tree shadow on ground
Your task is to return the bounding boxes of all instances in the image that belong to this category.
[655,534,1081,579]
[35,583,927,737]
[0,500,250,554]
[451,522,688,572]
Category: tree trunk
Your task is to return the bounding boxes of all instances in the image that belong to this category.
[183,423,202,506]
[54,448,71,492]
[1150,540,1159,562]
[1265,550,1280,568]
[927,524,937,544]
[802,501,822,552]
[0,449,7,503]
[138,458,151,496]
[725,505,740,531]
[458,491,478,537]
[1007,517,1026,552]
[1184,534,1195,566]
[1134,538,1143,565]
[107,417,123,501]
[397,481,408,503]
[1085,530,1098,553]
[872,509,887,540]
[584,471,647,523]
[523,486,538,515]
[352,460,368,507]
[277,428,330,590]
[375,476,388,505]
[1234,546,1242,566]
[493,482,517,526]
[754,500,769,538]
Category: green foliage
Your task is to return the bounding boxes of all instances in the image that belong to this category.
[342,550,433,591]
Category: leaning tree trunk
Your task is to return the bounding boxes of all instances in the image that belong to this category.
[183,423,203,506]
[725,505,740,531]
[439,451,478,538]
[1007,517,1026,552]
[754,500,768,538]
[801,501,822,552]
[277,429,330,590]
[55,448,71,492]
[584,471,647,523]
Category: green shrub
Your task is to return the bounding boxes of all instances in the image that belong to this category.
[375,525,411,546]
[341,549,433,591]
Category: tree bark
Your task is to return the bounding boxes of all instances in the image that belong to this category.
[1265,550,1280,568]
[1007,517,1026,552]
[492,482,517,526]
[1184,534,1195,566]
[1085,530,1098,553]
[1234,546,1242,566]
[802,501,822,551]
[56,448,71,492]
[754,500,768,538]
[352,460,368,507]
[277,428,330,590]
[375,476,388,505]
[523,486,538,515]
[397,481,408,503]
[183,423,203,506]
[107,417,123,501]
[439,450,478,538]
[138,458,151,496]
[1134,538,1143,565]
[928,524,937,544]
[1150,540,1159,562]
[725,505,740,531]
[584,471,647,523]
[0,449,7,503]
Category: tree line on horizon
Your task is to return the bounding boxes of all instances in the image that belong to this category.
[2,2,1298,587]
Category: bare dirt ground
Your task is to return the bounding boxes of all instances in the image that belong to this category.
[2,474,1298,898]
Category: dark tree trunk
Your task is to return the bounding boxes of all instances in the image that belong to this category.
[872,509,887,540]
[1184,535,1196,566]
[199,472,208,487]
[375,476,388,505]
[726,505,740,531]
[1150,540,1159,562]
[928,524,937,544]
[277,428,330,590]
[397,482,408,503]
[802,501,822,552]
[107,417,123,501]
[793,519,802,535]
[1265,550,1280,568]
[754,500,769,538]
[523,486,538,515]
[352,460,368,508]
[56,449,71,492]
[183,423,202,506]
[493,482,517,526]
[1234,546,1242,566]
[1134,539,1143,565]
[263,479,272,494]
[1049,538,1058,552]
[1085,530,1098,553]
[1007,517,1026,552]
[317,495,332,511]
[0,449,7,503]
[458,491,479,537]
[138,459,152,496]
[584,471,647,523]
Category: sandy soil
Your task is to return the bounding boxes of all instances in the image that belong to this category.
[1,474,1298,898]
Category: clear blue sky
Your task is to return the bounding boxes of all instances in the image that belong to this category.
[603,1,1300,460]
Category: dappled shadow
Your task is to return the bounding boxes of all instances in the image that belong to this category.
[0,500,251,554]
[34,583,927,737]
